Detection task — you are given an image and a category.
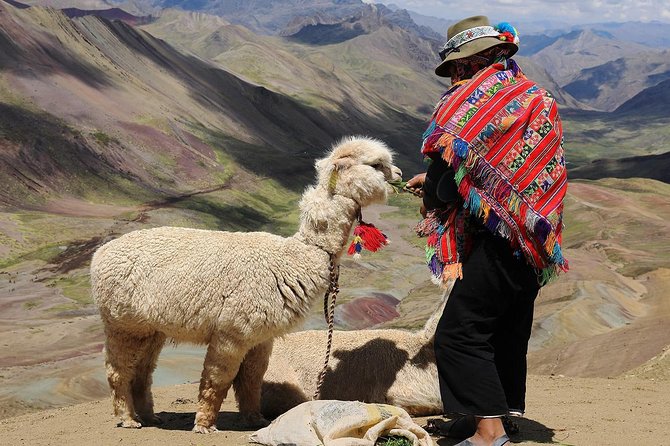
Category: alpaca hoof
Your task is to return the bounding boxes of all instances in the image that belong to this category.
[119,419,142,429]
[140,414,163,425]
[193,424,218,434]
[240,413,270,428]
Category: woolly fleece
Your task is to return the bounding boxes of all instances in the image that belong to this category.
[90,136,401,433]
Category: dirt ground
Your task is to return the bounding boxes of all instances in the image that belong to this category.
[0,374,667,446]
[1,197,670,445]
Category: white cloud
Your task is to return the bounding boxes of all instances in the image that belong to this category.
[386,0,670,25]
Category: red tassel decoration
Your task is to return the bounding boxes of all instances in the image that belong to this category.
[347,221,388,256]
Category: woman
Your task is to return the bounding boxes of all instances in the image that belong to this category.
[407,16,569,446]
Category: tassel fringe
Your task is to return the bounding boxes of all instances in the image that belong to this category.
[347,220,389,257]
[423,127,569,275]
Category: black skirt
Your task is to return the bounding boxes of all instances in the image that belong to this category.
[433,230,540,417]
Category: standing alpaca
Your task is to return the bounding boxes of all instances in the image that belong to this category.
[90,136,402,433]
[260,290,450,419]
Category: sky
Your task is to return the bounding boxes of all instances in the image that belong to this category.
[381,0,670,25]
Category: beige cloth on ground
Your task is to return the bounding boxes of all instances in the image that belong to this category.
[250,400,435,446]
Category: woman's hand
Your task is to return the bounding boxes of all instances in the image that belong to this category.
[406,173,427,217]
[419,202,427,218]
[405,173,426,197]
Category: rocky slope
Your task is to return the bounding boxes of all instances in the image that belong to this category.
[563,49,670,111]
[0,0,427,209]
[282,2,442,41]
[140,7,450,119]
[134,0,368,35]
[530,29,652,86]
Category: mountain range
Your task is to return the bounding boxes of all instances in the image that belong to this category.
[1,0,435,211]
[22,0,670,113]
[121,1,670,176]
[563,49,670,111]
[2,0,669,206]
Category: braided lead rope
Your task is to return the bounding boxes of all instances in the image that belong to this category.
[313,254,340,400]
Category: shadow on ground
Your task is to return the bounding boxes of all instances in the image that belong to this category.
[428,416,556,445]
[154,410,252,432]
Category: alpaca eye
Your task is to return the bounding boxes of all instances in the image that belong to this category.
[371,163,383,170]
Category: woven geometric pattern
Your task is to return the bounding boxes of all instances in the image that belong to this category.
[420,60,568,284]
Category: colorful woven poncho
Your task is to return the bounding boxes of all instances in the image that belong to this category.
[418,60,568,285]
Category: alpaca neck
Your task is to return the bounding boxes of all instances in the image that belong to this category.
[294,186,360,258]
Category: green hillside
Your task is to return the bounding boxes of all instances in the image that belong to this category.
[562,109,670,168]
[141,9,448,119]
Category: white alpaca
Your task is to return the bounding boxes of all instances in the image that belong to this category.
[90,136,402,433]
[261,291,450,419]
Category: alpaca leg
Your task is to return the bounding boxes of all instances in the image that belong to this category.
[131,332,166,425]
[233,340,273,427]
[104,329,145,428]
[193,336,246,434]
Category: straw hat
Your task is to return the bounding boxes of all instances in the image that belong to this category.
[435,15,519,77]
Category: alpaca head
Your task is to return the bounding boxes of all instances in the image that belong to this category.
[315,136,402,207]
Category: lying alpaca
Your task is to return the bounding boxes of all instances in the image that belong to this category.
[260,290,450,419]
[90,136,402,433]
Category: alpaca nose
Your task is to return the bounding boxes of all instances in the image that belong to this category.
[390,166,402,182]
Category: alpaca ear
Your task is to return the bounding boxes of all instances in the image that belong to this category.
[315,156,354,172]
[332,156,355,171]
[327,157,355,194]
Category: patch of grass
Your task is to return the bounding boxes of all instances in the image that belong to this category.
[384,194,423,219]
[173,196,272,232]
[91,131,114,146]
[185,123,237,183]
[375,436,413,446]
[0,244,64,269]
[241,180,300,235]
[80,176,150,206]
[381,194,425,250]
[0,76,27,105]
[23,300,40,310]
[134,115,173,135]
[563,113,670,168]
[0,212,119,269]
[16,213,47,224]
[154,151,177,169]
[48,302,79,313]
[194,127,314,191]
[50,274,92,305]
